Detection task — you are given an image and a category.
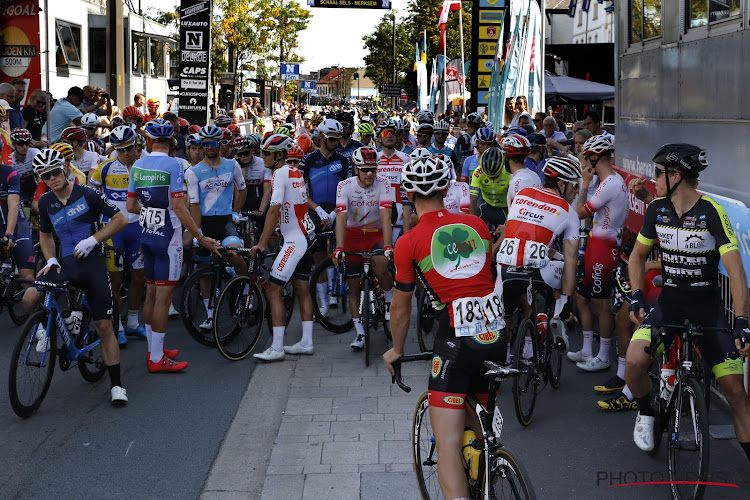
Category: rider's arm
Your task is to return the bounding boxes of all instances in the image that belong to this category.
[232,187,246,214]
[334,210,346,249]
[390,288,414,356]
[723,250,749,318]
[562,238,579,296]
[39,230,56,262]
[257,204,281,250]
[380,207,393,246]
[259,181,271,214]
[5,192,19,237]
[174,199,204,242]
[93,210,127,242]
[575,164,595,219]
[232,161,247,213]
[628,240,651,295]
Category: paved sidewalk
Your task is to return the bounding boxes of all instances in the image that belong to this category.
[201,309,429,500]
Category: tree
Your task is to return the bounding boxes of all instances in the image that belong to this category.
[362,12,412,97]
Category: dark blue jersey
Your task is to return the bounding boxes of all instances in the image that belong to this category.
[300,150,349,213]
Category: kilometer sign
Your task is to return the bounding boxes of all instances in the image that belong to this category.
[179,0,212,126]
[0,0,42,105]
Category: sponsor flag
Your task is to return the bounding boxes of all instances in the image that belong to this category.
[438,0,462,51]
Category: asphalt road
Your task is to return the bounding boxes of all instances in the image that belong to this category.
[0,297,262,500]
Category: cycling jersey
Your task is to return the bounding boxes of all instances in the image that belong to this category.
[12,147,40,201]
[583,172,628,242]
[376,150,410,221]
[70,150,101,175]
[186,159,246,216]
[428,143,460,172]
[507,168,542,207]
[89,158,139,224]
[637,195,738,292]
[242,156,271,211]
[336,138,364,164]
[0,164,34,269]
[461,154,479,180]
[33,166,86,202]
[456,132,473,161]
[38,184,119,258]
[470,166,511,209]
[335,175,392,229]
[300,150,349,213]
[1,130,11,165]
[444,181,470,214]
[270,164,315,241]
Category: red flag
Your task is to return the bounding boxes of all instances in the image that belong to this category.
[438,0,462,51]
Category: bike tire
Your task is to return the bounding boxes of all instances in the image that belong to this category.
[546,322,562,390]
[309,257,353,333]
[363,276,371,367]
[7,279,29,326]
[76,307,107,383]
[8,311,56,418]
[412,392,441,500]
[668,377,709,500]
[416,290,438,353]
[214,275,265,361]
[181,266,226,347]
[481,447,538,500]
[513,317,539,427]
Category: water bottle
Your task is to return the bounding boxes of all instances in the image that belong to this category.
[659,362,677,402]
[462,430,482,481]
[63,309,83,335]
[225,266,236,278]
[1,259,12,272]
[536,312,548,342]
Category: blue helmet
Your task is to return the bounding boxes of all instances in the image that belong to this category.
[526,133,547,147]
[246,133,261,148]
[186,133,203,146]
[221,235,243,248]
[502,126,527,137]
[199,125,223,140]
[144,118,174,139]
[109,126,136,146]
[475,126,495,143]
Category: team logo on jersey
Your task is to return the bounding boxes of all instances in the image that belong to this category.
[431,224,486,278]
[443,395,464,406]
[431,356,443,378]
[473,330,499,344]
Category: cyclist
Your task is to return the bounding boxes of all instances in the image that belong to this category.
[60,127,100,178]
[219,128,234,159]
[525,133,548,182]
[502,134,541,206]
[24,148,129,404]
[144,97,161,123]
[456,112,483,168]
[625,144,750,461]
[89,125,147,346]
[428,119,460,170]
[415,123,434,149]
[10,127,41,203]
[31,143,86,213]
[126,118,220,372]
[383,155,505,500]
[81,113,105,152]
[439,156,470,215]
[0,157,35,283]
[569,135,627,372]
[237,134,270,217]
[122,105,144,129]
[251,133,316,362]
[469,147,511,232]
[333,146,394,349]
[459,126,494,183]
[376,121,410,244]
[357,122,375,147]
[185,133,205,167]
[186,125,248,330]
[335,111,364,162]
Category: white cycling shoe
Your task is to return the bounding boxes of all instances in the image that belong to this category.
[566,350,592,364]
[111,386,128,405]
[253,347,285,362]
[284,342,314,355]
[576,356,611,372]
[350,334,365,350]
[35,326,48,353]
[633,412,655,452]
[199,317,213,330]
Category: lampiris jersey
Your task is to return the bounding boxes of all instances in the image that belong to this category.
[127,151,185,230]
[300,150,349,213]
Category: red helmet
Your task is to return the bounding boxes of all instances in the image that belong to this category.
[221,127,232,142]
[188,124,200,134]
[178,117,190,128]
[10,128,31,143]
[228,123,240,133]
[351,146,379,166]
[501,134,531,157]
[60,126,87,143]
[234,135,251,151]
[123,105,140,117]
[287,145,305,160]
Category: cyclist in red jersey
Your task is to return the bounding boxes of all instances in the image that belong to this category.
[383,156,505,500]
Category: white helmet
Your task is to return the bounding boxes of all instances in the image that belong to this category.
[433,119,450,132]
[32,149,65,174]
[416,109,434,124]
[81,113,100,128]
[582,134,615,156]
[401,157,451,196]
[318,119,343,138]
[410,148,433,161]
[543,155,582,182]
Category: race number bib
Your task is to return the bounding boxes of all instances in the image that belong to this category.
[452,292,505,337]
[139,207,166,231]
[302,214,315,237]
[496,238,548,268]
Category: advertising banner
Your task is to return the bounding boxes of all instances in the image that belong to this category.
[0,0,41,105]
[179,0,212,125]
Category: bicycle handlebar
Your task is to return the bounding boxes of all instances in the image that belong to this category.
[390,352,433,393]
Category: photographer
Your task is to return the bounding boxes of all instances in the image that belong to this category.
[79,85,112,118]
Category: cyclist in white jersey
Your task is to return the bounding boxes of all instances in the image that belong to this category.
[376,121,410,242]
[10,128,40,202]
[332,147,394,349]
[60,127,100,178]
[251,133,316,362]
[502,134,541,207]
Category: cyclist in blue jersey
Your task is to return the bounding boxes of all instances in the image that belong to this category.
[455,112,482,169]
[427,119,460,169]
[127,119,220,373]
[459,126,495,182]
[23,148,129,404]
[0,162,35,282]
[335,111,363,164]
[10,128,41,202]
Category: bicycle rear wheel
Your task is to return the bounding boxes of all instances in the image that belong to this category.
[668,377,709,500]
[309,257,352,333]
[8,311,56,418]
[7,279,29,326]
[545,324,562,389]
[513,318,539,427]
[214,275,265,361]
[181,266,227,347]
[412,392,442,500]
[77,308,107,383]
[416,290,439,352]
[481,447,537,500]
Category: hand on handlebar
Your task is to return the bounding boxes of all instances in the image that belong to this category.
[38,257,61,276]
[383,246,393,260]
[331,247,344,263]
[250,244,265,260]
[628,289,646,326]
[733,316,750,357]
[382,347,403,378]
[199,235,222,256]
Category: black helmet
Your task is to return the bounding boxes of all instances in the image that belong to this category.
[526,133,547,147]
[652,143,707,176]
[480,147,504,177]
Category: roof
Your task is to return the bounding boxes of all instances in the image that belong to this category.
[318,68,343,84]
[546,0,569,9]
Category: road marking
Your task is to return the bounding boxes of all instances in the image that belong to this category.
[125,441,135,457]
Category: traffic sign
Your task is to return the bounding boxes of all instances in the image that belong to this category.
[300,81,316,93]
[281,63,300,81]
[383,83,402,97]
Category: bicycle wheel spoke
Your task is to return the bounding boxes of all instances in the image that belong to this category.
[214,276,264,360]
[668,378,709,500]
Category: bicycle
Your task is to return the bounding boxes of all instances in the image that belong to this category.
[8,279,115,418]
[392,353,537,500]
[0,249,29,326]
[643,320,719,500]
[309,231,352,334]
[415,288,440,352]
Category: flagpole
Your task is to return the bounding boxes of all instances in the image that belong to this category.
[458,1,465,115]
[442,40,447,115]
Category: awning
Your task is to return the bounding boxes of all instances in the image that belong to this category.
[545,72,614,105]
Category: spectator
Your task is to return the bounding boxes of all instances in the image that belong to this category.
[22,89,48,146]
[79,85,111,117]
[0,82,23,130]
[573,128,593,156]
[533,112,545,132]
[503,97,516,129]
[581,110,611,137]
[134,93,145,110]
[48,86,85,144]
[542,116,566,142]
[510,95,532,127]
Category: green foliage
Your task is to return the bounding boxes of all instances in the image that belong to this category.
[362,13,412,97]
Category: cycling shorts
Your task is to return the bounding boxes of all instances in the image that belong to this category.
[343,227,384,277]
[497,265,558,317]
[270,237,312,286]
[105,221,144,272]
[197,215,238,260]
[578,235,618,299]
[476,202,507,232]
[141,225,183,286]
[43,253,114,321]
[428,309,507,410]
[630,291,743,380]
[1,220,34,270]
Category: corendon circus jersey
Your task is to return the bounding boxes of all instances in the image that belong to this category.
[271,164,315,241]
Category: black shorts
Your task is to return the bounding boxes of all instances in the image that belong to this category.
[499,266,549,317]
[43,252,114,321]
[198,215,238,257]
[428,309,507,409]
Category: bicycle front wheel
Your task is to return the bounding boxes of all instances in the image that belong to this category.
[181,266,227,347]
[481,447,537,500]
[546,324,562,389]
[513,318,539,427]
[412,392,442,500]
[8,311,56,418]
[668,377,709,500]
[363,277,371,367]
[214,275,265,361]
[77,309,107,383]
[309,257,352,333]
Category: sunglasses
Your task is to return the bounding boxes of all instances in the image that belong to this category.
[325,136,341,141]
[14,141,30,146]
[115,144,136,152]
[261,150,274,156]
[380,129,396,137]
[287,159,301,164]
[358,167,377,174]
[202,141,220,148]
[41,167,64,180]
[418,132,432,137]
[236,150,252,157]
[654,167,672,178]
[434,131,448,136]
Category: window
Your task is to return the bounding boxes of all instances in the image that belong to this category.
[631,0,661,42]
[133,34,147,75]
[55,20,81,68]
[578,9,583,27]
[688,0,741,27]
[89,28,106,73]
[150,38,165,78]
[593,3,599,20]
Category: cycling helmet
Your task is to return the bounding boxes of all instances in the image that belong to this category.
[260,133,294,152]
[351,146,379,166]
[287,145,305,160]
[582,134,615,156]
[33,149,66,174]
[357,122,375,135]
[10,128,31,143]
[475,126,495,143]
[400,118,412,133]
[144,118,174,139]
[318,119,343,138]
[135,134,147,149]
[188,124,201,134]
[147,97,160,107]
[233,135,252,151]
[336,110,355,124]
[433,119,450,132]
[273,124,293,137]
[432,153,453,172]
[85,140,102,155]
[543,155,582,183]
[416,123,434,134]
[479,147,504,177]
[123,105,140,118]
[310,129,321,141]
[0,103,7,119]
[81,113,100,129]
[109,125,136,146]
[256,118,266,128]
[390,119,405,132]
[410,148,433,161]
[60,127,87,143]
[467,112,483,126]
[401,157,450,196]
[652,143,707,175]
[187,133,203,146]
[501,134,531,157]
[502,126,527,137]
[228,123,240,134]
[526,133,547,147]
[221,127,233,142]
[310,113,323,126]
[110,116,125,128]
[214,114,231,127]
[246,133,261,149]
[199,125,223,140]
[416,109,434,124]
[221,235,243,248]
[178,117,190,129]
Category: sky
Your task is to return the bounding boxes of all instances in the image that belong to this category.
[145,0,411,74]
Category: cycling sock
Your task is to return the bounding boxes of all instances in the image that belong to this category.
[107,363,121,388]
[353,317,364,336]
[635,395,654,416]
[598,337,612,363]
[617,356,626,380]
[740,442,750,462]
[116,318,124,333]
[150,332,165,363]
[523,337,534,359]
[623,385,633,400]
[581,330,593,357]
[272,326,284,352]
[146,324,152,347]
[300,321,313,348]
[316,283,328,305]
[203,299,213,318]
[127,310,139,330]
[384,288,394,302]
